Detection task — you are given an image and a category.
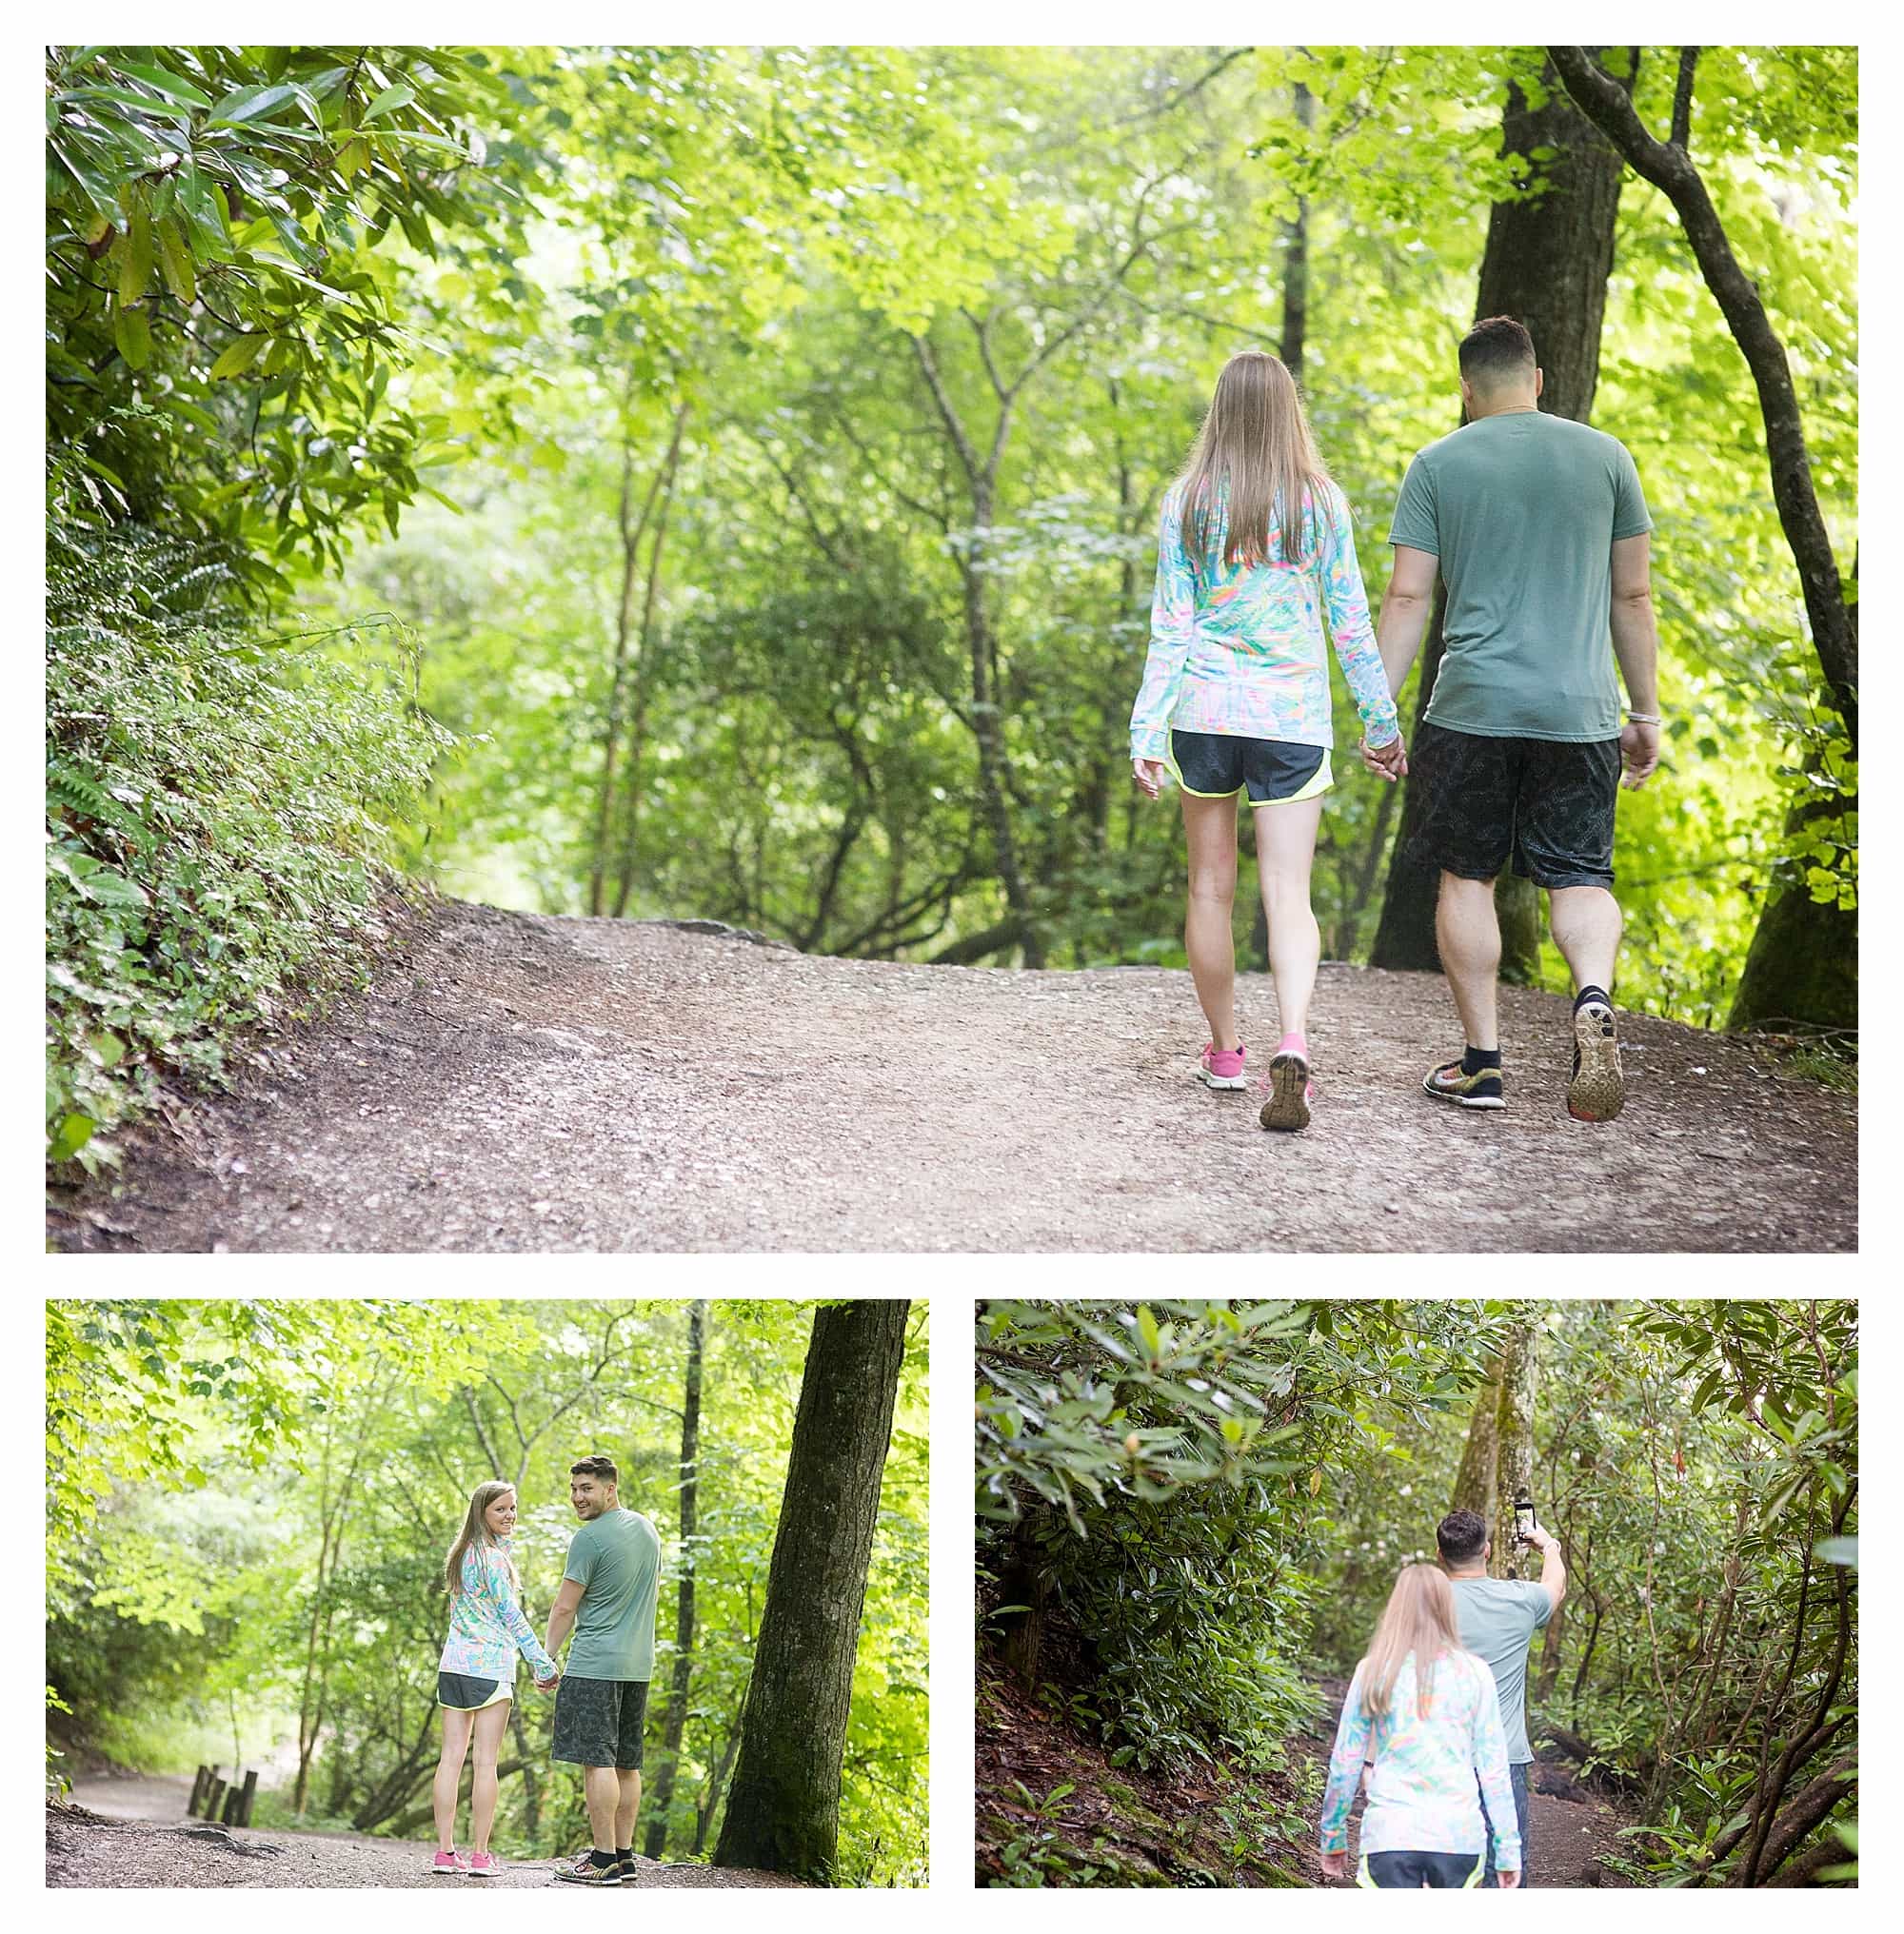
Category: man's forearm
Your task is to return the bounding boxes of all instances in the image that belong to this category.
[1375,587,1432,697]
[545,1606,575,1660]
[1540,1545,1568,1605]
[1610,598,1660,716]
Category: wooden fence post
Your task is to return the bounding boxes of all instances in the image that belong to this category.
[188,1766,210,1816]
[237,1770,259,1827]
[204,1775,227,1824]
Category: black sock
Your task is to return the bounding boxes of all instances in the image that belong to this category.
[589,1848,617,1868]
[616,1847,632,1862]
[1574,983,1611,1012]
[1461,1046,1502,1076]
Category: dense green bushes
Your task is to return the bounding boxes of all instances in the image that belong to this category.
[46,480,450,1166]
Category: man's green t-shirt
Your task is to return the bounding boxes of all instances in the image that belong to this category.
[1387,410,1653,741]
[1451,1576,1554,1766]
[563,1508,660,1682]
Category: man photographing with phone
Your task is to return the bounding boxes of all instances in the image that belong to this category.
[1437,1505,1567,1887]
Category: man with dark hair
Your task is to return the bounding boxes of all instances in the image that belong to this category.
[1436,1508,1567,1886]
[1366,315,1662,1124]
[545,1454,661,1885]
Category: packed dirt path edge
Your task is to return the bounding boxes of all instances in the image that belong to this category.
[47,1797,805,1888]
[51,899,1856,1253]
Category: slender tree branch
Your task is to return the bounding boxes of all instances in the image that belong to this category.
[1672,48,1700,152]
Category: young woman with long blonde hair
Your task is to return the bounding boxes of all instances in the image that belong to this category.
[429,1479,560,1878]
[1318,1562,1520,1888]
[1130,350,1405,1130]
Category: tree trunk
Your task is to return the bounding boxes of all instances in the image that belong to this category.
[608,421,688,920]
[714,1300,909,1881]
[1450,1361,1503,1515]
[1492,1320,1540,1579]
[1727,794,1858,1033]
[644,1297,707,1861]
[1372,51,1631,976]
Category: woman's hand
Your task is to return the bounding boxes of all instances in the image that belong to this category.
[1359,733,1408,781]
[1319,1849,1348,1881]
[1131,758,1166,800]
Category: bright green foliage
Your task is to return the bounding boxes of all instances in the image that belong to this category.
[979,1298,1855,1887]
[46,1299,926,1885]
[46,464,449,1167]
[976,1299,1492,1769]
[45,44,530,587]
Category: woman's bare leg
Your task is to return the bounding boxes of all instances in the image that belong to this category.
[469,1701,510,1856]
[1181,794,1241,1050]
[433,1705,475,1853]
[1252,795,1324,1042]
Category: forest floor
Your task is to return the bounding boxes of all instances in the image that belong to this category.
[50,898,1857,1253]
[50,1776,805,1888]
[974,1662,1642,1889]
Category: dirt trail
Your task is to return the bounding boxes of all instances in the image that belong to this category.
[1304,1675,1638,1889]
[50,899,1855,1253]
[49,1786,803,1889]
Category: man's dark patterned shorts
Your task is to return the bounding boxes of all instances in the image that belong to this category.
[1405,720,1620,890]
[551,1674,649,1768]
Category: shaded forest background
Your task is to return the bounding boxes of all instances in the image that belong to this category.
[47,1298,927,1884]
[46,45,1856,1170]
[975,1299,1856,1887]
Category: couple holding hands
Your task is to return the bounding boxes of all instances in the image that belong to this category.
[430,1455,660,1883]
[1129,317,1659,1133]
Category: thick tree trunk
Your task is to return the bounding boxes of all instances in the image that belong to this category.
[644,1299,707,1861]
[1492,1320,1540,1579]
[713,1300,909,1880]
[1450,1362,1503,1515]
[1727,792,1858,1033]
[1372,52,1630,976]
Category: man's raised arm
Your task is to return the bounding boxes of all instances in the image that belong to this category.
[1528,1527,1567,1610]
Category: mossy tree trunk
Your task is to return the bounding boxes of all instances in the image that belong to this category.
[713,1299,908,1881]
[1491,1320,1540,1579]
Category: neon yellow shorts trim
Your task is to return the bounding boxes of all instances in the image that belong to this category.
[1164,748,1333,805]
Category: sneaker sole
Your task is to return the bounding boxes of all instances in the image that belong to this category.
[1196,1070,1248,1091]
[1567,1003,1624,1121]
[1421,1075,1506,1111]
[1259,1056,1311,1132]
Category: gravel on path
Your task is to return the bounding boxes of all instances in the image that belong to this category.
[50,899,1856,1253]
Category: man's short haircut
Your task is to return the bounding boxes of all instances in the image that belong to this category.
[570,1454,618,1486]
[1458,315,1537,388]
[1438,1509,1488,1566]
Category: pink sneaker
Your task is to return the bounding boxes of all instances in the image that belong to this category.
[1260,1034,1315,1132]
[432,1849,466,1877]
[1198,1042,1248,1090]
[466,1850,501,1878]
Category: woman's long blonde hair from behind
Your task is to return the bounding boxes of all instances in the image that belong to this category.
[1178,349,1331,571]
[445,1478,520,1597]
[1359,1562,1464,1722]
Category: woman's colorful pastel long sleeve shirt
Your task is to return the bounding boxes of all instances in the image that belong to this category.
[1319,1649,1522,1869]
[438,1542,557,1684]
[1128,479,1401,759]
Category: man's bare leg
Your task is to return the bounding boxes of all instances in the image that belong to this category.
[1549,884,1627,1120]
[1437,873,1501,1051]
[615,1768,642,1854]
[1548,885,1622,995]
[583,1764,620,1852]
